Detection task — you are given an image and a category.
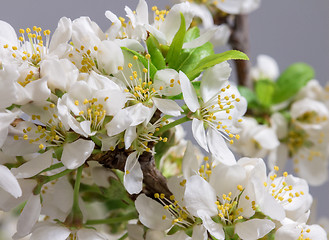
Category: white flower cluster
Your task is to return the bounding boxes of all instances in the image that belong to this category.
[235,55,329,186]
[133,144,327,239]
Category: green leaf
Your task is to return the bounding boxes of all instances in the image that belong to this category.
[255,79,275,107]
[177,42,214,73]
[272,62,314,104]
[166,13,186,68]
[238,86,258,108]
[146,35,166,70]
[186,50,249,80]
[121,47,158,79]
[184,27,200,42]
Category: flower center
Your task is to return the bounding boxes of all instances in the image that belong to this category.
[154,192,195,228]
[263,166,305,205]
[3,26,51,67]
[215,185,245,225]
[200,85,242,144]
[14,103,66,149]
[76,98,107,131]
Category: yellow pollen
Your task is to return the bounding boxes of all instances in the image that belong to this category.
[237,185,243,191]
[274,166,279,171]
[39,144,44,149]
[74,100,79,106]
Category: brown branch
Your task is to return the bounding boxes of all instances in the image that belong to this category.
[229,14,252,88]
[214,13,252,88]
[91,149,172,198]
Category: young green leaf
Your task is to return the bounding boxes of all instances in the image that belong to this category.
[166,13,186,68]
[177,42,214,74]
[146,34,166,70]
[255,79,275,107]
[272,62,314,104]
[121,47,158,79]
[186,50,249,80]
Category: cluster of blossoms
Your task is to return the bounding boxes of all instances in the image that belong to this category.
[234,55,329,186]
[134,143,327,239]
[0,0,327,239]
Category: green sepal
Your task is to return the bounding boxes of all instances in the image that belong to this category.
[166,13,186,68]
[91,135,102,148]
[186,50,249,80]
[121,47,158,79]
[65,132,80,143]
[53,146,63,161]
[272,62,314,104]
[167,225,182,235]
[55,89,65,98]
[224,225,240,240]
[146,34,166,70]
[255,79,275,107]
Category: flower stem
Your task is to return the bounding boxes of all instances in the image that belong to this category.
[155,115,191,136]
[85,212,137,225]
[72,165,84,214]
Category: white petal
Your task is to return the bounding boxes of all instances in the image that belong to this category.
[0,64,18,108]
[258,190,286,221]
[153,98,183,117]
[182,141,201,179]
[184,175,217,217]
[97,40,124,75]
[106,108,132,136]
[135,194,172,231]
[61,139,95,169]
[216,0,261,14]
[192,225,207,240]
[30,222,71,240]
[235,219,275,240]
[127,224,145,240]
[41,177,73,221]
[114,38,145,52]
[179,71,200,112]
[136,0,149,24]
[126,103,154,126]
[124,126,137,149]
[200,62,231,102]
[14,194,41,239]
[12,150,53,179]
[0,165,21,198]
[192,118,208,152]
[0,20,17,46]
[275,224,300,240]
[49,17,72,53]
[254,127,280,150]
[207,128,236,165]
[23,77,51,103]
[161,2,194,43]
[77,229,107,240]
[304,224,328,240]
[0,110,19,147]
[199,212,225,240]
[153,69,181,96]
[183,27,218,49]
[296,153,328,186]
[124,151,143,194]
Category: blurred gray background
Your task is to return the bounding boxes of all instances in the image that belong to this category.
[0,0,328,219]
